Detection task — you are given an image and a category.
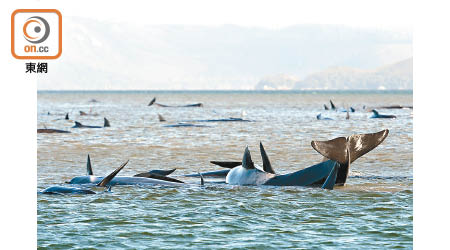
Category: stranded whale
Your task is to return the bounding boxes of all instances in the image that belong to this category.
[37,128,71,133]
[204,129,388,190]
[41,160,129,195]
[370,110,397,119]
[72,118,110,128]
[317,113,333,120]
[67,155,185,185]
[148,97,203,108]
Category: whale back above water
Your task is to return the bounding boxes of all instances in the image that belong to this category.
[75,155,184,185]
[37,128,71,133]
[370,110,397,119]
[42,186,96,195]
[68,175,184,186]
[226,146,276,185]
[42,159,129,194]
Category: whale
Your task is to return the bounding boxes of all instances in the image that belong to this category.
[41,160,129,195]
[204,129,388,190]
[67,155,187,186]
[72,118,110,128]
[183,118,252,123]
[37,128,71,133]
[148,97,203,108]
[225,143,339,189]
[317,113,333,120]
[324,104,329,110]
[370,110,396,119]
[376,105,412,110]
[163,123,209,128]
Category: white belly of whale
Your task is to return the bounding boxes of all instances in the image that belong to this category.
[226,166,275,185]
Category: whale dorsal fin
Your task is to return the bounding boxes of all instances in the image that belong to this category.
[259,142,275,174]
[87,154,93,175]
[372,109,379,116]
[65,113,69,120]
[330,100,336,110]
[104,118,110,127]
[199,172,204,186]
[242,146,255,169]
[148,97,156,106]
[311,129,389,164]
[210,161,242,169]
[74,121,83,127]
[147,168,176,176]
[97,160,129,187]
[324,104,329,110]
[158,114,166,122]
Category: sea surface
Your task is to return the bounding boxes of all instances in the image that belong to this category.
[37,90,413,249]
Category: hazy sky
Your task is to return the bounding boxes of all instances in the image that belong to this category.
[17,0,413,29]
[6,0,413,90]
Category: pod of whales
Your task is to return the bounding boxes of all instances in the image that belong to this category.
[39,129,389,192]
[324,100,355,113]
[148,97,203,108]
[72,118,110,128]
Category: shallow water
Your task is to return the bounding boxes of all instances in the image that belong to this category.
[37,90,412,249]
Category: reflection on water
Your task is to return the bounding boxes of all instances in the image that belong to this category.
[38,90,412,249]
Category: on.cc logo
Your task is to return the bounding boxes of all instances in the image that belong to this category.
[23,16,50,44]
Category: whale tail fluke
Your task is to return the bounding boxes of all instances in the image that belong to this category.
[87,154,93,175]
[324,104,329,110]
[311,129,389,165]
[311,129,388,186]
[104,118,110,127]
[97,160,129,187]
[148,97,156,106]
[259,142,275,174]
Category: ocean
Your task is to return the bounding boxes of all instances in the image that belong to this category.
[37,90,413,249]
